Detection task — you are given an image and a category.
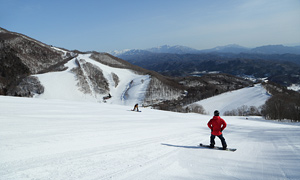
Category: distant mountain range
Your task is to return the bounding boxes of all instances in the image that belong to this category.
[110,44,300,87]
[147,45,201,54]
[110,44,300,56]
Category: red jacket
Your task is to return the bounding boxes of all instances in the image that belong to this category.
[207,116,227,136]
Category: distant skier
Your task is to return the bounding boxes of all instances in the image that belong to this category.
[132,103,139,112]
[103,93,112,100]
[207,110,227,150]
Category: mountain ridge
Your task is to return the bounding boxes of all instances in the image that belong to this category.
[111,44,300,87]
[110,44,300,56]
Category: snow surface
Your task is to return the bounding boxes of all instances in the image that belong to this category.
[193,84,271,115]
[34,54,151,106]
[1,95,300,180]
[288,84,300,92]
[51,46,68,56]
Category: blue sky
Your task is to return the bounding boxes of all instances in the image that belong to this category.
[1,0,300,52]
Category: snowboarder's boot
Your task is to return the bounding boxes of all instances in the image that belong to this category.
[209,144,214,148]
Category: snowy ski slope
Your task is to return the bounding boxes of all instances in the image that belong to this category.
[1,95,299,180]
[34,54,151,106]
[193,84,271,115]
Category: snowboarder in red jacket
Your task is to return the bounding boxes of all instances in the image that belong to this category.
[207,110,227,150]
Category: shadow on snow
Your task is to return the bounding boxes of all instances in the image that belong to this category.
[161,143,203,149]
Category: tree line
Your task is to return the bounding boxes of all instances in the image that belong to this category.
[260,82,300,122]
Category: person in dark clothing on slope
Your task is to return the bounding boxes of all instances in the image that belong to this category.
[132,103,139,112]
[207,110,227,150]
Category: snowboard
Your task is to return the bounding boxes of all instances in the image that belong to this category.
[131,110,142,112]
[199,143,237,152]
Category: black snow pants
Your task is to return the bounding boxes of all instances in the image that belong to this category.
[210,134,227,148]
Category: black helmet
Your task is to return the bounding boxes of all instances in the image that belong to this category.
[214,110,220,116]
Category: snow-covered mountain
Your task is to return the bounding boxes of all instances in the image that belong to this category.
[0,27,185,106]
[0,27,75,96]
[33,53,169,105]
[32,52,185,106]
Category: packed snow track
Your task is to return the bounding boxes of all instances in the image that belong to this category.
[1,96,300,180]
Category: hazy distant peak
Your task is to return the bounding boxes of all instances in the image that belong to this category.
[109,49,132,56]
[146,45,200,54]
[109,49,152,56]
[202,44,249,53]
[215,44,247,49]
[250,44,300,54]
